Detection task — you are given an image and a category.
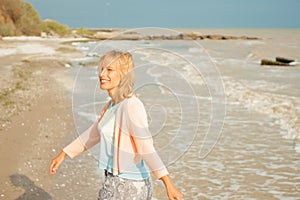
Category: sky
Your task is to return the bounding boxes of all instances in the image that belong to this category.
[24,0,300,28]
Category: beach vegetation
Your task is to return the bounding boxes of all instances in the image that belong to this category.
[0,0,73,37]
[40,20,71,36]
[75,28,94,37]
[56,46,79,53]
[0,24,15,36]
[0,0,40,36]
[16,1,41,35]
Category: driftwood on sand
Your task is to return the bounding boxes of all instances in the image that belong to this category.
[261,59,290,66]
[261,57,296,66]
[275,57,295,64]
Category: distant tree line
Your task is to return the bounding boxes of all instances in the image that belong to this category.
[0,0,92,37]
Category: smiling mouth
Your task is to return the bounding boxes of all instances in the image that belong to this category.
[100,79,110,84]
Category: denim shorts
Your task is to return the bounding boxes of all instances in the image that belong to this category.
[98,170,152,200]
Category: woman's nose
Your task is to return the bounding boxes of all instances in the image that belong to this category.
[100,68,106,77]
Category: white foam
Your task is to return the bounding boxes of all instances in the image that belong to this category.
[239,79,289,92]
[188,47,204,53]
[137,48,190,67]
[139,49,205,87]
[77,46,89,51]
[224,76,300,143]
[182,64,205,85]
[218,58,246,66]
[72,57,95,62]
[295,143,300,153]
[289,61,300,66]
[241,40,265,46]
[0,48,17,57]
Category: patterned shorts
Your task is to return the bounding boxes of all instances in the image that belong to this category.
[98,171,152,200]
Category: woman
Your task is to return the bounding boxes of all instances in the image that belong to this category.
[50,51,182,200]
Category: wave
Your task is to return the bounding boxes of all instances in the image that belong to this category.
[224,76,300,144]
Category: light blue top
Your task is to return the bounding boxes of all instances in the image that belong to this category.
[98,101,150,180]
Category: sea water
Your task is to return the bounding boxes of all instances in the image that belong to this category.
[54,29,300,199]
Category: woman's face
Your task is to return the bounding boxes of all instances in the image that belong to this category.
[98,62,121,92]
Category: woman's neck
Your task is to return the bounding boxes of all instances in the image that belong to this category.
[108,89,120,106]
[108,89,134,106]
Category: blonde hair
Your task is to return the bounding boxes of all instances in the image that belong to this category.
[98,50,135,102]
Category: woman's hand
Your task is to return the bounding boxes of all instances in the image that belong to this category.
[166,184,183,200]
[160,175,183,200]
[50,151,67,174]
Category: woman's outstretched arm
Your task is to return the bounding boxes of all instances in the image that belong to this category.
[160,174,183,200]
[49,121,100,174]
[49,101,110,175]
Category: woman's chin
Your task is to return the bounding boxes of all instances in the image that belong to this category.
[100,85,111,91]
[100,85,107,90]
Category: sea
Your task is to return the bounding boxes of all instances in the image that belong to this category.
[51,28,300,200]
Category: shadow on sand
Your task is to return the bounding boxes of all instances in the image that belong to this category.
[10,174,52,200]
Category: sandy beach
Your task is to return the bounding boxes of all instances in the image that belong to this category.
[0,37,85,199]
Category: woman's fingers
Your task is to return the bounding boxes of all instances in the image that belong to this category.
[167,186,183,200]
[170,196,182,200]
[50,160,58,174]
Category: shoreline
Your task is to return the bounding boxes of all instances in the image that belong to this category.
[1,28,261,42]
[80,28,261,41]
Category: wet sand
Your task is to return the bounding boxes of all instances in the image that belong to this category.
[0,38,84,199]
